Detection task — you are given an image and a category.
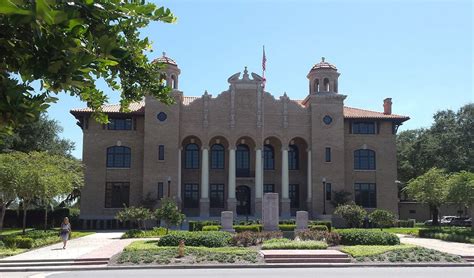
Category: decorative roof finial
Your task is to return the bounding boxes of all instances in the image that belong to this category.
[162,51,166,57]
[242,66,249,80]
[322,57,325,62]
[244,66,248,74]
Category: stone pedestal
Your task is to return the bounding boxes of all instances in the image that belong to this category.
[263,193,279,231]
[296,211,309,232]
[199,198,210,218]
[221,211,235,232]
[226,198,237,215]
[254,197,262,218]
[281,198,291,219]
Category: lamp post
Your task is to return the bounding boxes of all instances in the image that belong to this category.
[167,176,171,198]
[322,177,327,215]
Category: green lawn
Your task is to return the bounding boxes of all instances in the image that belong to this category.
[118,240,260,265]
[0,229,95,258]
[0,228,35,236]
[340,244,416,257]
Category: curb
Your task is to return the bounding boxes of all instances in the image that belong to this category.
[0,262,473,272]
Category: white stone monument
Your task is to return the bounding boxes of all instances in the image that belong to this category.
[220,211,235,232]
[295,211,309,232]
[263,193,279,231]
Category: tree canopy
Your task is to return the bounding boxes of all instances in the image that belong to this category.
[397,103,473,183]
[0,113,74,156]
[0,0,176,137]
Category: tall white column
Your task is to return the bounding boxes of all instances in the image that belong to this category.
[177,148,182,200]
[306,149,312,202]
[255,148,263,199]
[201,147,209,199]
[228,148,236,199]
[281,148,289,199]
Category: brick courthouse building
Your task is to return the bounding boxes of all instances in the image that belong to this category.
[71,54,409,225]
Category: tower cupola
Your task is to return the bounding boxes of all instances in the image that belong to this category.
[153,52,181,90]
[307,57,340,94]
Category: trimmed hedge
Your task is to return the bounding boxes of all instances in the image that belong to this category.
[121,227,167,238]
[310,225,329,232]
[338,229,400,245]
[188,221,220,231]
[158,231,232,247]
[278,224,296,231]
[419,228,474,244]
[309,221,332,231]
[397,219,415,228]
[234,225,262,233]
[202,225,221,232]
[2,236,34,249]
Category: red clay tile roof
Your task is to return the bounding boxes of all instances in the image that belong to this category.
[70,101,145,115]
[343,106,409,121]
[310,57,337,71]
[152,52,177,66]
[71,98,409,122]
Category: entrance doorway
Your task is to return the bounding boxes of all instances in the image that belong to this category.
[236,185,251,216]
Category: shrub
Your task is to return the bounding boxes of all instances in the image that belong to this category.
[233,225,262,233]
[334,204,367,228]
[188,221,220,231]
[202,225,221,231]
[121,227,167,239]
[1,236,34,249]
[310,225,328,232]
[115,206,155,230]
[158,231,232,247]
[369,209,396,230]
[295,230,341,246]
[397,219,416,228]
[309,221,332,231]
[419,228,474,244]
[278,224,296,231]
[338,229,400,245]
[262,239,328,250]
[230,231,283,247]
[279,219,295,225]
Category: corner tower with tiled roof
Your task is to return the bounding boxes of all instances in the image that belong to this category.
[153,52,181,90]
[307,57,340,94]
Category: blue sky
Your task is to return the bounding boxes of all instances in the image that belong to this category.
[47,0,473,158]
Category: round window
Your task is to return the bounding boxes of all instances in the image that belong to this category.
[157,112,167,122]
[323,115,333,125]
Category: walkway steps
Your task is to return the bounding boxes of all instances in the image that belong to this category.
[461,256,474,263]
[0,258,109,269]
[260,250,351,264]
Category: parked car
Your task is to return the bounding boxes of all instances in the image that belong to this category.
[424,216,456,226]
[450,217,472,227]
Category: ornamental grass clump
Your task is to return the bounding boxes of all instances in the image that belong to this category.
[230,231,283,247]
[295,230,341,246]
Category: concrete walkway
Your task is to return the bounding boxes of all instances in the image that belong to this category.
[1,232,134,261]
[398,234,474,257]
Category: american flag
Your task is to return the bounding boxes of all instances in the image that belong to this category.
[262,45,267,88]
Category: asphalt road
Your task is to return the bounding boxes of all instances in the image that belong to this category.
[7,267,472,278]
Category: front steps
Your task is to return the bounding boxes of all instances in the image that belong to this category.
[260,250,351,264]
[0,257,109,271]
[461,255,474,263]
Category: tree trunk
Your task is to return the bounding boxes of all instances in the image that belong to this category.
[431,205,439,226]
[0,203,6,231]
[44,204,48,231]
[22,201,28,235]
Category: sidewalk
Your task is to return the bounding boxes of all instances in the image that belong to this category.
[1,232,133,261]
[397,234,474,257]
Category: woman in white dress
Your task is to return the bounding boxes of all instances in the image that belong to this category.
[60,217,71,249]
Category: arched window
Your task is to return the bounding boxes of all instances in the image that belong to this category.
[106,146,131,168]
[171,75,177,89]
[210,144,225,169]
[264,145,275,170]
[354,149,376,170]
[314,79,320,93]
[288,145,299,170]
[185,143,199,169]
[236,144,250,177]
[323,78,330,91]
[334,80,338,93]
